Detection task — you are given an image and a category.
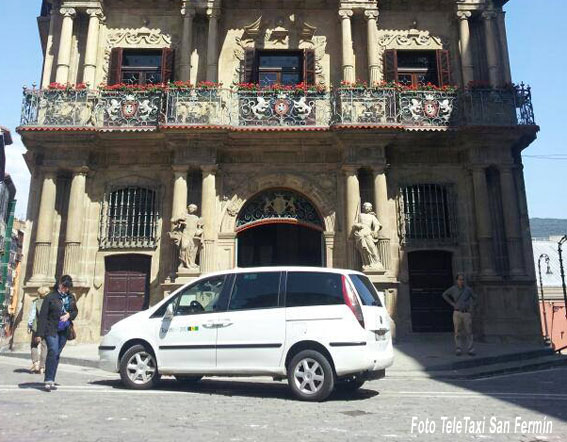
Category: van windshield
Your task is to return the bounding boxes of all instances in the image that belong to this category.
[349,274,382,307]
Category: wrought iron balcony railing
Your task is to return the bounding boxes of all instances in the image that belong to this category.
[19,84,535,131]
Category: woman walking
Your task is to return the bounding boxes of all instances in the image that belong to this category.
[37,275,78,391]
[27,286,50,373]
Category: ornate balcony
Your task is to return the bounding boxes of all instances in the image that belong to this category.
[19,84,535,132]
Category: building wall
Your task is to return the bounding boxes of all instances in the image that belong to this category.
[13,0,542,345]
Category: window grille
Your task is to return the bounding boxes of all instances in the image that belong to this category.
[399,184,457,244]
[100,187,159,249]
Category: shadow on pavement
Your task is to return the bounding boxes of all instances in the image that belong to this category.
[18,382,48,392]
[89,378,379,402]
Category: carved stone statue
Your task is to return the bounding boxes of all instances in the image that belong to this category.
[169,204,203,270]
[352,202,384,271]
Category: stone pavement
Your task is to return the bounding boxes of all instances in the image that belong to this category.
[2,332,565,378]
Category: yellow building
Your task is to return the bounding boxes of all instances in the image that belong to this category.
[14,0,540,345]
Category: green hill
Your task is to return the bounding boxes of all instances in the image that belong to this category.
[530,218,567,238]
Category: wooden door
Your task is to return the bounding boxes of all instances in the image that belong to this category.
[408,250,454,332]
[101,254,151,334]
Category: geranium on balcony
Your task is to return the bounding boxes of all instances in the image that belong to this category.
[234,82,327,94]
[47,82,87,91]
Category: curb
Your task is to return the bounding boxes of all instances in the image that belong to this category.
[0,351,100,369]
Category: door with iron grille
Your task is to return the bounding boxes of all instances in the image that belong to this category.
[408,250,454,332]
[102,254,151,334]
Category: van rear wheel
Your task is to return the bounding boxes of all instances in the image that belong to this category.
[288,350,334,402]
[119,344,160,390]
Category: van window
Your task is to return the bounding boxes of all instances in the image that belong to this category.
[228,272,281,311]
[349,274,382,306]
[285,272,343,307]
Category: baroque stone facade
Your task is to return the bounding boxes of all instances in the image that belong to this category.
[14,0,541,345]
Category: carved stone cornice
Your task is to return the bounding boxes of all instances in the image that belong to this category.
[364,10,379,20]
[456,10,472,20]
[59,7,76,18]
[338,9,353,20]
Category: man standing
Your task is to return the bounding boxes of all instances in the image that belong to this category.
[442,273,477,356]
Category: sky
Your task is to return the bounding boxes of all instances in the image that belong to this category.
[0,1,565,220]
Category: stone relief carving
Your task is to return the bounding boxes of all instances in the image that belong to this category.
[352,202,384,271]
[233,16,327,85]
[373,28,445,82]
[102,27,173,83]
[169,204,203,271]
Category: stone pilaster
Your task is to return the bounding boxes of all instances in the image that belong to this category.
[343,165,360,269]
[324,231,335,268]
[496,10,512,85]
[55,7,76,84]
[471,166,496,276]
[200,165,218,273]
[339,9,355,83]
[499,166,524,275]
[206,8,220,82]
[41,8,58,88]
[179,5,196,82]
[372,165,391,270]
[31,171,58,282]
[365,10,380,85]
[482,10,500,88]
[171,166,189,221]
[62,168,88,279]
[457,10,474,86]
[83,8,104,87]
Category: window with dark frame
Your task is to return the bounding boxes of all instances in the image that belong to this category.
[108,48,174,86]
[384,49,451,87]
[400,184,457,242]
[241,49,316,85]
[100,186,159,249]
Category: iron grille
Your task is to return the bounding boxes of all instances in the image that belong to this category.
[100,187,159,249]
[399,184,457,244]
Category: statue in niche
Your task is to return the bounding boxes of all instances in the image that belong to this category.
[169,204,203,270]
[352,202,384,271]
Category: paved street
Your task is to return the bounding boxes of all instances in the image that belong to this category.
[0,356,566,442]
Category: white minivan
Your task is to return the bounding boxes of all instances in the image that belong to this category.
[99,266,394,401]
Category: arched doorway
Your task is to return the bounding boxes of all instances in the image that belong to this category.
[236,189,324,267]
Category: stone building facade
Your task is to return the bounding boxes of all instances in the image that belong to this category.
[14,0,540,345]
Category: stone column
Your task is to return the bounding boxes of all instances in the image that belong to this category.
[471,166,495,276]
[496,10,512,85]
[343,165,360,268]
[206,8,220,82]
[373,166,391,270]
[31,171,58,281]
[63,168,88,279]
[179,5,196,82]
[339,9,355,83]
[83,8,104,87]
[41,8,58,88]
[55,7,76,84]
[171,167,189,220]
[499,166,524,275]
[324,232,335,268]
[200,165,218,272]
[482,10,500,88]
[457,10,474,86]
[365,10,380,85]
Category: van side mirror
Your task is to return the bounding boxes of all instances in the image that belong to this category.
[164,303,174,320]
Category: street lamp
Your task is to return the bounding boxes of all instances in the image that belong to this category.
[537,253,552,346]
[559,235,567,321]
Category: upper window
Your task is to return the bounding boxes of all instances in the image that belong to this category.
[242,49,316,85]
[285,272,343,308]
[100,186,159,249]
[228,272,281,311]
[384,49,451,87]
[399,183,457,243]
[108,48,174,86]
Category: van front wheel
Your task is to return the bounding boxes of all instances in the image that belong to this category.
[288,350,334,402]
[119,344,160,390]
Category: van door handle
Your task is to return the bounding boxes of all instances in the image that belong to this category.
[218,320,233,328]
[203,321,218,329]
